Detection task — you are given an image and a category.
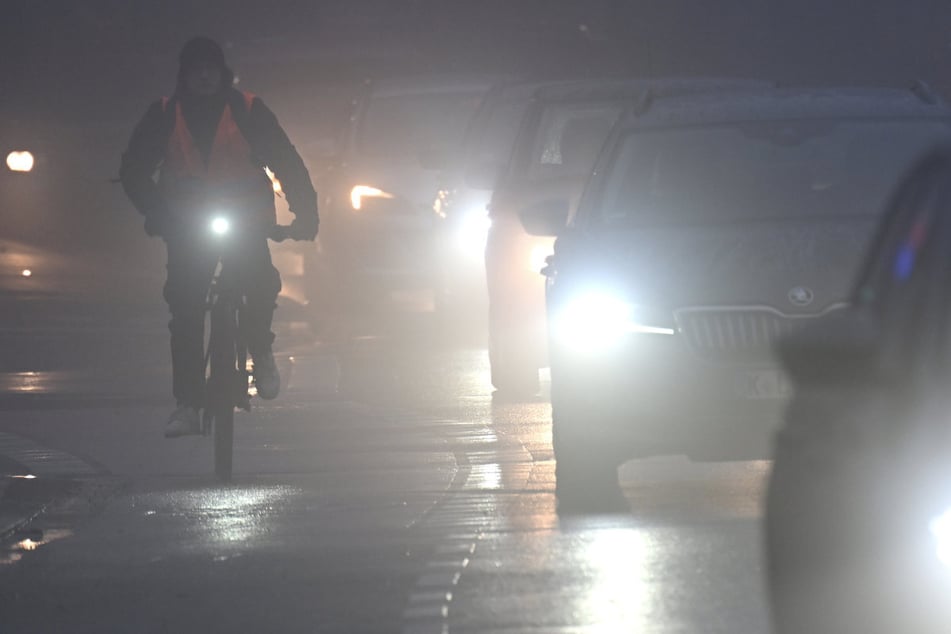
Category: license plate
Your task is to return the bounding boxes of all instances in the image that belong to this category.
[734,369,794,400]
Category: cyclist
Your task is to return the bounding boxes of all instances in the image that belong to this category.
[119,37,319,437]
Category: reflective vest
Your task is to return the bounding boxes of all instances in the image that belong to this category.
[160,91,274,223]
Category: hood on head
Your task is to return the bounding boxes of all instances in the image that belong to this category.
[175,36,235,95]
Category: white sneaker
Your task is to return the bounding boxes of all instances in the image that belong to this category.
[164,405,201,438]
[253,350,280,400]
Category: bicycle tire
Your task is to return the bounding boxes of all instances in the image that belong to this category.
[208,290,238,482]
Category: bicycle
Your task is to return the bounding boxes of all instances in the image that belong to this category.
[200,217,291,481]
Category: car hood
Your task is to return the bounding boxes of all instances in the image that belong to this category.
[579,216,879,315]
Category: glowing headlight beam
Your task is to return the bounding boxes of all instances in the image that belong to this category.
[553,293,674,353]
[930,509,951,567]
[350,185,394,211]
[210,217,231,236]
[6,151,34,173]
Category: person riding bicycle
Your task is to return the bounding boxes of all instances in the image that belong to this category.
[119,37,319,437]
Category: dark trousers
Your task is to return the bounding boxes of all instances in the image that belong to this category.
[164,232,281,408]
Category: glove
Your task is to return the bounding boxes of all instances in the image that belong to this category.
[288,213,318,241]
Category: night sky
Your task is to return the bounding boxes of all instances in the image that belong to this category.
[3,0,951,123]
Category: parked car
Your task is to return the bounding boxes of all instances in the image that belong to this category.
[765,146,951,634]
[318,75,499,314]
[527,84,951,512]
[485,77,766,393]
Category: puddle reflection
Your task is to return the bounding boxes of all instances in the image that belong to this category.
[1,528,74,565]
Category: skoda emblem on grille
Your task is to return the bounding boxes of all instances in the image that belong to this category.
[788,286,815,307]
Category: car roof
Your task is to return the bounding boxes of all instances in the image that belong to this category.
[529,76,770,105]
[365,74,505,98]
[622,84,951,130]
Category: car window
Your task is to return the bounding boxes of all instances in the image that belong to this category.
[465,101,530,170]
[357,91,485,158]
[596,119,949,226]
[524,103,623,181]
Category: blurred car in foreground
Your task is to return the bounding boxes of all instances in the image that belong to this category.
[765,147,951,634]
[526,84,951,511]
[318,75,497,313]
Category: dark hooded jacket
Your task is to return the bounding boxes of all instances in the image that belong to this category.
[119,37,318,236]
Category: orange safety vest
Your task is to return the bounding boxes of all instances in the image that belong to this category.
[160,91,274,223]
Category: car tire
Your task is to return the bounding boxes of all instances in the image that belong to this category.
[549,360,628,514]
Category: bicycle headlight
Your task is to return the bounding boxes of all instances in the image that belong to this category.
[210,216,231,236]
[552,291,674,353]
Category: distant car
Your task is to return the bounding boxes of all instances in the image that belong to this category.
[484,79,654,392]
[529,84,951,511]
[319,75,498,313]
[765,147,951,634]
[430,80,563,319]
[485,77,767,393]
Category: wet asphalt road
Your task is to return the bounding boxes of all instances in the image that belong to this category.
[0,289,773,633]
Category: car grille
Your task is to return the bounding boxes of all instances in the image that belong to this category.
[674,307,829,365]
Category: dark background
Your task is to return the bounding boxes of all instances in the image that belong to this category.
[2,0,951,260]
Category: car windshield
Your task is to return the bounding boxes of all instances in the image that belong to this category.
[464,100,529,169]
[357,91,485,158]
[597,119,949,225]
[524,102,624,180]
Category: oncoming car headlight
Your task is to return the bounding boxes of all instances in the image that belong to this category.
[552,292,674,353]
[455,210,491,259]
[929,508,951,567]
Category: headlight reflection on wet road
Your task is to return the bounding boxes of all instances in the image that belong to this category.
[575,527,650,629]
[170,485,303,546]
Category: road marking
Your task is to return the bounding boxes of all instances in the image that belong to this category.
[402,420,513,634]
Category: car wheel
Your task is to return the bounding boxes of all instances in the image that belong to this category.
[550,369,628,514]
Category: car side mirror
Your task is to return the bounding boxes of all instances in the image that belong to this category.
[519,198,570,237]
[464,162,503,190]
[778,309,881,385]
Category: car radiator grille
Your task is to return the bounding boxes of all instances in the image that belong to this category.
[674,307,819,364]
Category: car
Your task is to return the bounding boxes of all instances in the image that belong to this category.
[430,79,565,322]
[317,75,499,316]
[527,83,951,511]
[765,146,951,634]
[484,77,767,393]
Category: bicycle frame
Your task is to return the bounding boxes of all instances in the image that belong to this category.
[202,262,251,481]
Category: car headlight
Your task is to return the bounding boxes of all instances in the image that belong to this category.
[455,209,492,259]
[6,150,34,173]
[930,509,951,567]
[350,185,394,210]
[552,292,674,353]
